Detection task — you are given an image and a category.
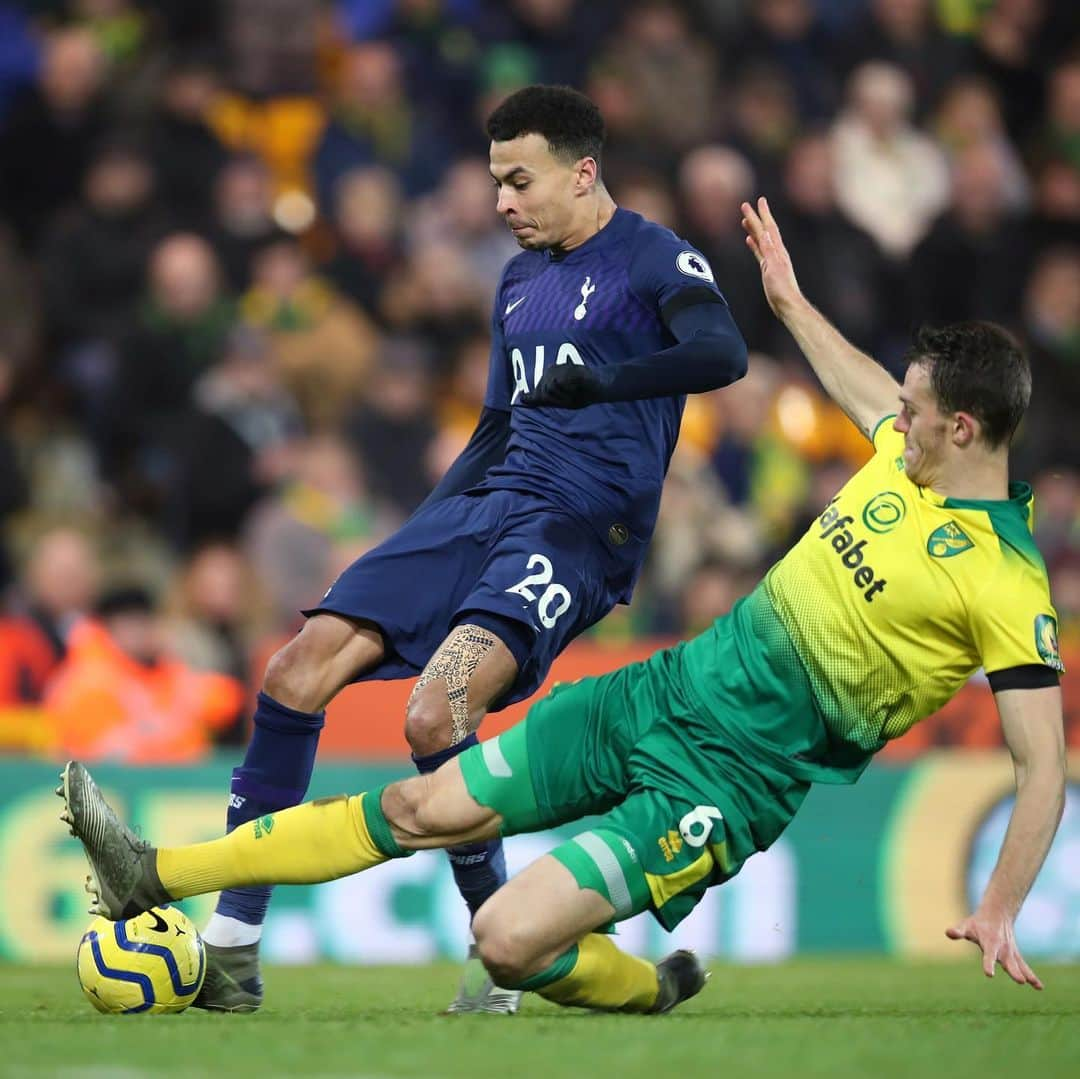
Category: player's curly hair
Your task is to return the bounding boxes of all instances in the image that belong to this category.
[486,85,605,166]
[905,322,1031,449]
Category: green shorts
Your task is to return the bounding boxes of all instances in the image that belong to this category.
[459,623,811,930]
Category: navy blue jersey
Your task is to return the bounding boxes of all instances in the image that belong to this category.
[479,207,728,600]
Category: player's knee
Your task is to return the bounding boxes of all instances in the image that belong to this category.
[263,641,306,707]
[263,634,332,712]
[380,778,435,847]
[404,684,453,756]
[472,908,535,987]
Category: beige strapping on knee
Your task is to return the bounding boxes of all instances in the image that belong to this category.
[408,624,499,744]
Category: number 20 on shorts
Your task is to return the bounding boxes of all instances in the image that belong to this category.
[506,554,572,628]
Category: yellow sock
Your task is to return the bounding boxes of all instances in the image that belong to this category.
[538,934,659,1013]
[156,793,390,899]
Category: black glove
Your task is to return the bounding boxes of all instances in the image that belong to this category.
[519,364,609,409]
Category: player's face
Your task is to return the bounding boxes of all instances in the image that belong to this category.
[893,363,950,486]
[489,134,581,251]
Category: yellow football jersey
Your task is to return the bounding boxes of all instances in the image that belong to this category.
[764,415,1063,754]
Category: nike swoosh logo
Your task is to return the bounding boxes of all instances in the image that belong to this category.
[504,296,527,316]
[145,909,169,933]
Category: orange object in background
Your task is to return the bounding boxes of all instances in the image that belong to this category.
[320,638,666,758]
[42,620,244,764]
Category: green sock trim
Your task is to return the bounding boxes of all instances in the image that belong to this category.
[362,785,408,858]
[513,945,579,992]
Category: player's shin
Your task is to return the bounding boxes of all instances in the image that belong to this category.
[208,693,324,945]
[517,934,660,1013]
[413,734,507,917]
[156,789,406,899]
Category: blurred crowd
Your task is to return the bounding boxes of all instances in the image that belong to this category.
[0,0,1077,758]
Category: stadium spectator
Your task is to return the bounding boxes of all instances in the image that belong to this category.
[39,140,164,363]
[378,239,490,358]
[357,0,484,157]
[647,435,760,625]
[0,526,101,712]
[0,27,108,251]
[102,234,234,513]
[145,52,229,228]
[344,337,440,516]
[165,542,267,677]
[1030,155,1080,255]
[313,40,450,205]
[243,434,399,627]
[774,132,887,354]
[908,139,1032,326]
[165,325,304,548]
[708,355,813,542]
[240,238,379,431]
[43,584,244,763]
[831,61,949,259]
[969,0,1052,144]
[321,165,406,319]
[1015,248,1080,475]
[164,541,270,743]
[118,232,234,407]
[16,527,102,666]
[933,76,1030,210]
[1037,58,1080,172]
[677,145,773,348]
[726,64,802,199]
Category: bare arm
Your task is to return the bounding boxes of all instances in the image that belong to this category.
[741,197,900,440]
[946,684,1066,989]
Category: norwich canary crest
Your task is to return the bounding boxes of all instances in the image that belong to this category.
[927,521,974,558]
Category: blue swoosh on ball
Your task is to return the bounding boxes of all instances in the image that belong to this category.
[113,919,205,997]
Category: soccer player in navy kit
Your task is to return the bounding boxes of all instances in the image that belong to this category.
[198,85,748,1014]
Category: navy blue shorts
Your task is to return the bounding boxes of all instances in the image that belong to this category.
[303,490,626,708]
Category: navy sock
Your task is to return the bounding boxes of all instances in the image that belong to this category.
[215,691,325,926]
[413,735,507,920]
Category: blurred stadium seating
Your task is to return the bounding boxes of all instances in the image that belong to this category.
[0,3,1075,758]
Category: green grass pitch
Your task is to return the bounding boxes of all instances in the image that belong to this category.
[2,959,1078,1078]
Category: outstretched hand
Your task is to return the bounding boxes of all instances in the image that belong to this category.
[740,197,804,319]
[946,910,1043,990]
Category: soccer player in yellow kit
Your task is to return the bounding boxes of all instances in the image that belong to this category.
[60,198,1065,1016]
